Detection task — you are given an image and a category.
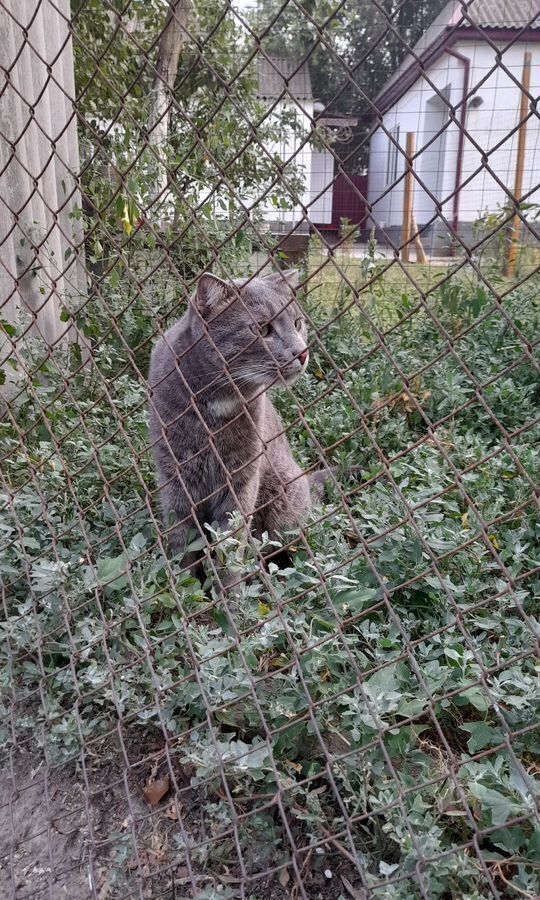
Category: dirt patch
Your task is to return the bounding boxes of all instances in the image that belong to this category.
[0,753,98,899]
[0,731,198,899]
[0,733,367,899]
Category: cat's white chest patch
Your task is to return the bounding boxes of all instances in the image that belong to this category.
[206,396,242,418]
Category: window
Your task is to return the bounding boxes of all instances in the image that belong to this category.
[386,126,400,186]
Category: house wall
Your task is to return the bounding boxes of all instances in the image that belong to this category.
[455,40,540,226]
[257,99,315,230]
[368,39,540,253]
[368,53,462,245]
[309,150,334,225]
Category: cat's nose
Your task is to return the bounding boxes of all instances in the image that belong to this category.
[298,348,309,366]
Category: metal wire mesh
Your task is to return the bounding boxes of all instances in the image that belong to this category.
[1,1,539,898]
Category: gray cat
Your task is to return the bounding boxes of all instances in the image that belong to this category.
[148,269,318,574]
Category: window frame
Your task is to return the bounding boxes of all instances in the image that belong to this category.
[386,125,400,186]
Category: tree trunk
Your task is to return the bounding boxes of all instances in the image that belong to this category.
[148,0,190,206]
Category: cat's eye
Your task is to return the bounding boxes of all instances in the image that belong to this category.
[295,317,304,331]
[249,322,271,338]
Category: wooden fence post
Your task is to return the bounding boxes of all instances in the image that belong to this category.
[401,132,415,263]
[412,214,428,265]
[504,51,532,278]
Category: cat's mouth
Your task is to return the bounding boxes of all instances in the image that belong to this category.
[281,351,309,385]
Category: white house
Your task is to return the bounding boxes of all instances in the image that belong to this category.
[367,0,540,254]
[255,56,336,233]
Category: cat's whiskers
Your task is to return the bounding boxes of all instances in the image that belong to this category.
[204,363,276,397]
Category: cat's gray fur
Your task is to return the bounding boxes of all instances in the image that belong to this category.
[148,269,315,570]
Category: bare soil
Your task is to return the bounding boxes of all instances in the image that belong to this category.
[0,732,366,899]
[0,730,196,900]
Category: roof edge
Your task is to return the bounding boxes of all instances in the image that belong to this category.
[257,55,313,101]
[372,26,540,118]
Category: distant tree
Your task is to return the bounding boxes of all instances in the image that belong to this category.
[148,1,190,200]
[251,0,448,106]
[71,0,305,279]
[250,0,449,169]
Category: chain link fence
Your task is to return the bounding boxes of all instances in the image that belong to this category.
[1,1,539,898]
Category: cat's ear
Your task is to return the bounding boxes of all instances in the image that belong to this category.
[195,273,234,319]
[264,269,299,291]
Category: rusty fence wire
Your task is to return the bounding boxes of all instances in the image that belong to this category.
[1,0,539,898]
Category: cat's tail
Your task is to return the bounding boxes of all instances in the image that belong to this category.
[307,463,364,501]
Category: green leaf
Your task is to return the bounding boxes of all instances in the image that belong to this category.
[457,687,490,712]
[469,783,519,826]
[212,608,234,635]
[185,534,207,553]
[157,592,176,609]
[526,828,540,859]
[96,553,129,590]
[379,861,399,876]
[491,827,526,854]
[334,587,377,613]
[460,721,502,753]
[365,663,398,698]
[0,318,16,337]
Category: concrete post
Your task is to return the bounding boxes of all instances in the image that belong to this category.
[0,0,86,363]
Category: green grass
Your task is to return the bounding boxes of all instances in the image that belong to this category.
[1,259,539,898]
